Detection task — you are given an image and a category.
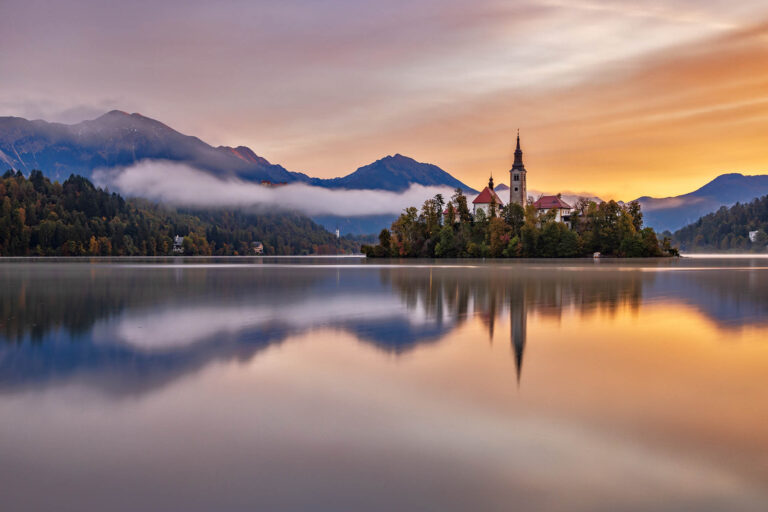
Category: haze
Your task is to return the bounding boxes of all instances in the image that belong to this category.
[2,0,768,199]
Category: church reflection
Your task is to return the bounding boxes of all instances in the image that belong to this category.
[385,265,650,384]
[511,289,526,384]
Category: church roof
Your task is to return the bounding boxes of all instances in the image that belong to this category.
[533,195,572,210]
[512,131,525,172]
[473,187,504,205]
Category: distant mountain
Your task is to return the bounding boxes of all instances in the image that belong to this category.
[0,111,473,192]
[312,214,399,237]
[0,111,302,183]
[672,193,768,252]
[310,153,475,193]
[634,173,768,233]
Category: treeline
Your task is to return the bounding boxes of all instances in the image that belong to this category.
[0,170,357,256]
[672,194,768,252]
[362,189,677,258]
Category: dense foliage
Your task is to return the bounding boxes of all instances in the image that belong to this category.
[362,189,677,258]
[0,170,357,256]
[672,195,768,252]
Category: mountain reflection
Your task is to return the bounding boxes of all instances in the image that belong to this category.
[1,259,767,395]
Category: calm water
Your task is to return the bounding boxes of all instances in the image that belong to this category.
[1,257,768,511]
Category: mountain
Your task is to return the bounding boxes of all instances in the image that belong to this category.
[0,111,473,192]
[0,170,357,256]
[634,173,768,233]
[309,153,475,192]
[0,111,303,183]
[672,193,768,252]
[311,214,400,237]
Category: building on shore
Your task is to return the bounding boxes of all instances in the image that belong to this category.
[173,235,184,254]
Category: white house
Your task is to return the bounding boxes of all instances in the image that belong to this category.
[173,235,184,254]
[533,195,573,223]
[472,176,504,216]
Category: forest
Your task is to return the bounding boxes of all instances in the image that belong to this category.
[672,194,768,252]
[0,170,357,256]
[362,189,677,258]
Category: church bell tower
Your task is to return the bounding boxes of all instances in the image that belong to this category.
[509,131,527,206]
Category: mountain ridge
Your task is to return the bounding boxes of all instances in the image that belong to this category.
[633,173,768,232]
[0,110,474,192]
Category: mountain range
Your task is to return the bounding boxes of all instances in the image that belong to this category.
[2,110,767,235]
[634,173,768,233]
[0,110,474,193]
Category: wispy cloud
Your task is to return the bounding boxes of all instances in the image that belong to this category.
[94,160,453,216]
[3,1,768,199]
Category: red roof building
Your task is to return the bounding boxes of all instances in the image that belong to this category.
[533,195,571,210]
[533,195,573,223]
[472,178,504,215]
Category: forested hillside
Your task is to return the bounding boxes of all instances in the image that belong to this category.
[0,170,357,256]
[672,195,768,252]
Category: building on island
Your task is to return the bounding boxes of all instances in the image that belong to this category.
[472,175,504,215]
[465,131,577,227]
[508,130,527,207]
[533,195,573,223]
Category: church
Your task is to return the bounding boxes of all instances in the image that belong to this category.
[472,132,574,224]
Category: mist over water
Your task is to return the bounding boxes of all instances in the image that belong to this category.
[1,257,768,511]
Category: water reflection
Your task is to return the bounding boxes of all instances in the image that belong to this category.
[2,259,768,396]
[2,259,768,511]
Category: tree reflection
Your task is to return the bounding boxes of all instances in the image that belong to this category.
[385,266,649,383]
[1,260,767,395]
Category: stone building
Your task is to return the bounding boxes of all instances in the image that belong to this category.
[508,131,527,207]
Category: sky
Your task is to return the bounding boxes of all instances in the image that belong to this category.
[2,0,768,199]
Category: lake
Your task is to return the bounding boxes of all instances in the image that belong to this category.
[1,257,767,511]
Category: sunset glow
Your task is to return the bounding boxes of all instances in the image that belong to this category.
[2,0,767,198]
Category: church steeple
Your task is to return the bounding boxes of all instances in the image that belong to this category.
[512,130,525,171]
[488,173,494,190]
[509,130,528,206]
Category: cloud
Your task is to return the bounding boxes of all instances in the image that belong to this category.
[0,97,130,124]
[4,1,768,200]
[93,160,454,216]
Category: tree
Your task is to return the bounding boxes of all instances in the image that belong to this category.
[0,171,359,257]
[488,217,511,257]
[434,225,457,257]
[452,188,472,224]
[362,184,675,258]
[502,202,525,237]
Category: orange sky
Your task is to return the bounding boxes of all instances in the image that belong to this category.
[2,1,768,199]
[283,19,768,199]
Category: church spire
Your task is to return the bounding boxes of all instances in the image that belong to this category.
[513,129,525,170]
[488,172,494,190]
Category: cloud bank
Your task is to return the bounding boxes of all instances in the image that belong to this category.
[5,0,768,200]
[94,160,454,216]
